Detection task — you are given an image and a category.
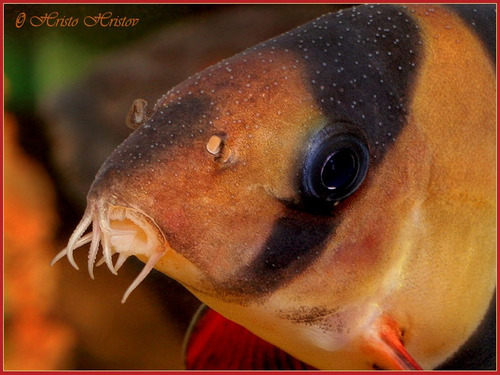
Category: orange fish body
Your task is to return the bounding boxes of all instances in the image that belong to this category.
[53,4,496,370]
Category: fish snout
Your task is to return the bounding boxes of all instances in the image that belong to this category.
[105,205,166,263]
[51,201,168,303]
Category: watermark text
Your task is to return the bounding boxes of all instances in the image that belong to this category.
[16,11,140,28]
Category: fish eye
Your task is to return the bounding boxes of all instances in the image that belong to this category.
[320,148,360,190]
[301,123,369,205]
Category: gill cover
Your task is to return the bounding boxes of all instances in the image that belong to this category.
[53,4,496,370]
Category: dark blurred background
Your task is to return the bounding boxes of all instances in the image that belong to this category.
[4,4,350,370]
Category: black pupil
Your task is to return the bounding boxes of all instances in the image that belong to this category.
[321,148,358,190]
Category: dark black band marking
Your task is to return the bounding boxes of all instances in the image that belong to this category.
[232,4,423,295]
[224,212,336,296]
[287,4,422,165]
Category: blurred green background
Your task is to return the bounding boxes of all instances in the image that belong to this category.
[5,5,220,111]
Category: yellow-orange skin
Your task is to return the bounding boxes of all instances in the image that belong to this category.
[92,4,495,370]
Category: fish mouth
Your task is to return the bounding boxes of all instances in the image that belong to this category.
[51,201,168,303]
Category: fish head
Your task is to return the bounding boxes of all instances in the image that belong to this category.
[54,4,496,370]
[84,47,366,302]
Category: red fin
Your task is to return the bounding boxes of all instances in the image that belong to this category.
[184,306,316,370]
[363,315,422,370]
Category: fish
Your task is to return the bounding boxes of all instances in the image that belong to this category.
[51,3,496,370]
